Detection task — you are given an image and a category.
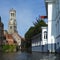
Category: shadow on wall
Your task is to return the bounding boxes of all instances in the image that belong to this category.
[32,43,60,53]
[56,47,60,53]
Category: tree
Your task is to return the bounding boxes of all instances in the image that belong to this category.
[25,18,48,48]
[25,19,47,40]
[25,27,34,40]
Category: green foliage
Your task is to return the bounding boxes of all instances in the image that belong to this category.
[25,19,47,40]
[25,27,34,40]
[2,45,16,52]
[2,45,9,52]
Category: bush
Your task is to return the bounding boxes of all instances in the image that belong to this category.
[2,45,16,52]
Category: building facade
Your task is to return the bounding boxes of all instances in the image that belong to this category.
[12,32,22,49]
[5,34,15,45]
[0,17,4,45]
[8,8,17,34]
[0,16,5,51]
[45,0,60,53]
[32,27,48,52]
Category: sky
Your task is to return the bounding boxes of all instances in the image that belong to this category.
[0,0,46,37]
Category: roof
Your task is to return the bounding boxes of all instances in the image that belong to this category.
[6,34,13,39]
[41,26,48,29]
[12,32,25,41]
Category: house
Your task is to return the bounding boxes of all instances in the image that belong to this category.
[12,32,23,50]
[32,26,48,52]
[5,34,16,45]
[45,0,60,53]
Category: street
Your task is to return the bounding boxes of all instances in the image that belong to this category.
[0,51,60,60]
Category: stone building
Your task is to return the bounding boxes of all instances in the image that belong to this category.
[8,8,17,34]
[0,17,4,45]
[7,8,23,50]
[12,32,22,49]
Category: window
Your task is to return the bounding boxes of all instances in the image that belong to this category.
[44,31,47,39]
[10,26,12,29]
[57,42,59,48]
[11,13,14,17]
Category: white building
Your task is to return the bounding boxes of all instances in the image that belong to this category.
[45,0,60,53]
[32,26,48,52]
[8,8,17,34]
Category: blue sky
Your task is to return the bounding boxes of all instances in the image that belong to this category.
[0,0,46,37]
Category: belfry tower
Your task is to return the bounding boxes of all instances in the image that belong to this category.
[8,8,17,34]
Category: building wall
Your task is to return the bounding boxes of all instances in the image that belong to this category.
[6,34,14,45]
[8,8,17,34]
[0,17,4,46]
[55,0,60,53]
[46,0,56,52]
[32,27,48,52]
[12,33,22,49]
[45,0,60,53]
[42,27,48,45]
[32,35,41,47]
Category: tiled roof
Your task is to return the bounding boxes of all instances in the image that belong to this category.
[6,34,13,39]
[13,32,22,39]
[5,33,16,45]
[12,32,25,41]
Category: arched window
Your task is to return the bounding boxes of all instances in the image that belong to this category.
[11,13,14,17]
[44,31,47,39]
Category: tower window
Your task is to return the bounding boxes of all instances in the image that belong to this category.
[10,26,12,29]
[11,13,14,16]
[14,26,16,28]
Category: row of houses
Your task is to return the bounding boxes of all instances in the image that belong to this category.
[32,0,60,53]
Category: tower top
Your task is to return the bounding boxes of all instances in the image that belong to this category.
[10,8,16,13]
[9,8,16,19]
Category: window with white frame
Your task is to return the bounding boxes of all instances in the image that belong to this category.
[44,31,47,39]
